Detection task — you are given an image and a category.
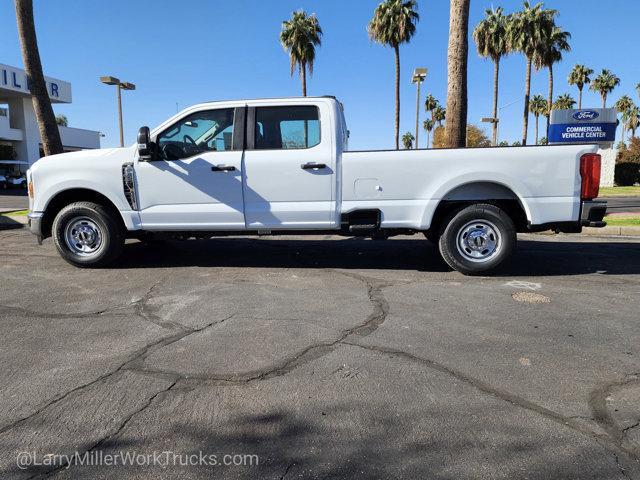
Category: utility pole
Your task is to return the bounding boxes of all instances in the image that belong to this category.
[412,68,427,149]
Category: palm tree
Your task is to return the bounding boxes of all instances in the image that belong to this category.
[433,105,446,126]
[533,25,571,136]
[368,0,419,150]
[509,1,556,145]
[424,94,439,124]
[567,64,593,109]
[445,0,471,148]
[590,69,620,108]
[280,10,323,97]
[423,119,434,148]
[14,0,63,156]
[473,7,509,146]
[552,93,576,110]
[636,82,640,99]
[626,105,640,139]
[401,132,415,149]
[614,95,634,144]
[529,94,547,145]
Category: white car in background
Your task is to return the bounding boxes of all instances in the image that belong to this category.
[26,96,607,274]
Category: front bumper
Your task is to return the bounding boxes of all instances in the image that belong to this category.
[581,200,607,228]
[28,212,44,244]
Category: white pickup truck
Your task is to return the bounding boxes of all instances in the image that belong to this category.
[27,96,606,274]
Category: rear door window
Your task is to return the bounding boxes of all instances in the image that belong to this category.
[254,106,320,150]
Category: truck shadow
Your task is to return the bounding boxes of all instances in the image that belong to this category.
[115,237,640,277]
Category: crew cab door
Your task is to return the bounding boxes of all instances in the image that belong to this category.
[242,103,336,229]
[135,107,246,230]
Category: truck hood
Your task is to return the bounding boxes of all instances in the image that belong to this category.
[38,147,129,163]
[29,147,136,176]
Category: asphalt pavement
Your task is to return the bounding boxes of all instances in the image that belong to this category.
[0,229,639,479]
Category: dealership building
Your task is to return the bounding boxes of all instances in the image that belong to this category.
[0,62,100,165]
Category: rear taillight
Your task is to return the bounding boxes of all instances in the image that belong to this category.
[580,153,601,200]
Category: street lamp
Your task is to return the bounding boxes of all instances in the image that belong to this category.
[481,98,520,146]
[100,76,136,147]
[411,68,427,149]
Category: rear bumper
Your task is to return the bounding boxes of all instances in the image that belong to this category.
[28,212,44,244]
[581,200,607,228]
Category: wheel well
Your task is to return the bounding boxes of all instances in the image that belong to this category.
[41,188,124,239]
[429,183,529,235]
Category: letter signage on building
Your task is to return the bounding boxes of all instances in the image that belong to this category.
[0,63,72,103]
[548,108,617,146]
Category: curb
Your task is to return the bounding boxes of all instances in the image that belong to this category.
[582,226,640,236]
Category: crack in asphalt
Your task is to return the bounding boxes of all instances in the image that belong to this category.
[623,421,640,434]
[0,282,235,435]
[3,262,639,477]
[589,373,640,457]
[279,461,296,480]
[344,341,640,462]
[119,271,391,383]
[28,380,179,480]
[1,270,390,478]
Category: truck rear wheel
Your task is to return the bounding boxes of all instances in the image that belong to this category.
[438,203,515,275]
[52,201,125,268]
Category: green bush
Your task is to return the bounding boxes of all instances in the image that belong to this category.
[615,162,640,186]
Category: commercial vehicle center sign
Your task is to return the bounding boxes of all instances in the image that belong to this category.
[549,108,617,145]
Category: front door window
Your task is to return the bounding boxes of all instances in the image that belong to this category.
[156,108,235,160]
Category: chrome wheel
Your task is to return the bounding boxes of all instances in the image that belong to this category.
[456,220,501,263]
[64,217,103,256]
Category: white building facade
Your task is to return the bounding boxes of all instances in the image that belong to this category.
[0,63,100,165]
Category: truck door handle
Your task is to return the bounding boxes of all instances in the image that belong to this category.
[211,165,236,172]
[301,162,327,170]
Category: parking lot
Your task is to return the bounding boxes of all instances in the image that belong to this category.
[0,228,639,479]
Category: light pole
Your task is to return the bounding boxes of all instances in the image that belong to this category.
[481,98,520,145]
[411,68,427,149]
[100,76,136,147]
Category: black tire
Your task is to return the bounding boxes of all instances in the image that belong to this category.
[52,201,125,268]
[438,203,516,275]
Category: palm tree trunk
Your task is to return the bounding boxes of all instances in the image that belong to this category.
[522,58,532,145]
[301,63,307,97]
[491,59,500,146]
[602,94,606,109]
[426,130,430,149]
[578,86,583,109]
[394,44,400,150]
[14,0,63,157]
[546,65,553,138]
[535,115,539,145]
[445,0,470,148]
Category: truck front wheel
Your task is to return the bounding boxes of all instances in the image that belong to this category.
[438,204,516,275]
[52,201,125,268]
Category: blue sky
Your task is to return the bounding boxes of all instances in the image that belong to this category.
[1,0,639,149]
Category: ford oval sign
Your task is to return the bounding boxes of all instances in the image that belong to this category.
[572,110,599,121]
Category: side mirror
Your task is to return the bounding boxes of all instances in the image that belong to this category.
[137,126,153,160]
